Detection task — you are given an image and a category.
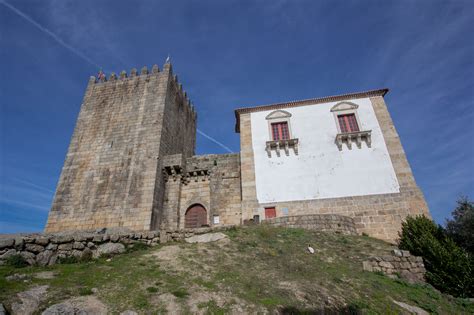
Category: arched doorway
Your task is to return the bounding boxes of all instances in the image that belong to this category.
[185,204,207,228]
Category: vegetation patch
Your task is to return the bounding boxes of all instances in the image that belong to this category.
[0,226,473,313]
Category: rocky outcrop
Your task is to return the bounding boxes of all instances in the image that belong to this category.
[41,296,108,315]
[11,285,49,315]
[185,232,228,243]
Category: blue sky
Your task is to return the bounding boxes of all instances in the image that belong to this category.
[0,0,473,233]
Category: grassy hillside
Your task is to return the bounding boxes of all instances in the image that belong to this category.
[1,226,473,314]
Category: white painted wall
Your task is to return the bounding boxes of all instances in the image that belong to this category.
[250,97,400,203]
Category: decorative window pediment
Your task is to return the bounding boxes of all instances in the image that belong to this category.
[265,110,292,120]
[330,102,371,150]
[330,102,359,112]
[265,110,297,157]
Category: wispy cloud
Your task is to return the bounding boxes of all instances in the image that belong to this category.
[0,0,101,69]
[197,129,233,153]
[0,197,49,211]
[11,178,55,194]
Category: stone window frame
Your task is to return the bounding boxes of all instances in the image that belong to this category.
[330,102,372,150]
[330,102,363,133]
[264,110,299,157]
[265,110,293,141]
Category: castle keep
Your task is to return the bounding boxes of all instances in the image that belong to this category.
[46,62,430,241]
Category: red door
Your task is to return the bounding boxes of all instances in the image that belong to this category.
[185,204,207,228]
[265,207,276,219]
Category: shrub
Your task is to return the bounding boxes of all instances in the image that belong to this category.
[446,196,474,254]
[6,254,29,268]
[398,215,474,297]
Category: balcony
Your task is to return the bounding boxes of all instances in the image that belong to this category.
[335,130,371,151]
[265,138,299,157]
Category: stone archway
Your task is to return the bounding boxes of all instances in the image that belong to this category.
[185,204,208,228]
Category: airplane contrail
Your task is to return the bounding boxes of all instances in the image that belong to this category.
[1,0,234,153]
[197,129,234,153]
[1,0,101,69]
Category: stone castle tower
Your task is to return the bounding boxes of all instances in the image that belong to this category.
[45,63,197,232]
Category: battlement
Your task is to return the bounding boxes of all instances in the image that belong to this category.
[88,62,196,117]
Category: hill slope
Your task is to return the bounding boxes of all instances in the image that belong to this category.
[1,226,473,314]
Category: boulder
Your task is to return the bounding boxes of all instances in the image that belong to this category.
[41,296,107,315]
[93,242,125,258]
[0,238,14,249]
[120,311,138,315]
[20,251,36,265]
[184,232,228,243]
[46,243,58,250]
[6,273,29,281]
[0,248,17,260]
[58,243,73,251]
[36,250,53,266]
[0,303,6,315]
[25,243,45,254]
[51,235,73,244]
[33,271,56,279]
[11,285,49,315]
[14,238,24,250]
[73,242,85,250]
[35,237,50,246]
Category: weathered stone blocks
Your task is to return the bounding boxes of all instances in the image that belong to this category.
[363,249,426,283]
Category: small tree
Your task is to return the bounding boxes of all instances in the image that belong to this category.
[446,196,474,254]
[398,215,473,297]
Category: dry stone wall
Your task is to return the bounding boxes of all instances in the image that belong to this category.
[0,227,230,267]
[363,249,426,283]
[263,214,357,235]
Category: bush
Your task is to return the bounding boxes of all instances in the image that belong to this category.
[6,254,29,268]
[398,215,474,297]
[446,196,474,254]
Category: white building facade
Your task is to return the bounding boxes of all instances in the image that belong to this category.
[235,89,430,241]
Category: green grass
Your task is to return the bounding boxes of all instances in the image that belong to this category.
[1,226,473,314]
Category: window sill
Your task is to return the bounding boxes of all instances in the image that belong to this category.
[265,138,299,157]
[335,130,371,151]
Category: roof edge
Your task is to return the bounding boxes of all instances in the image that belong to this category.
[234,88,388,133]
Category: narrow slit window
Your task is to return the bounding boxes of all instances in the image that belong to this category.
[271,122,289,140]
[338,114,359,133]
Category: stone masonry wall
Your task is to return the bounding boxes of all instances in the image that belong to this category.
[150,66,197,230]
[161,153,242,229]
[263,214,357,235]
[363,249,426,283]
[46,63,196,233]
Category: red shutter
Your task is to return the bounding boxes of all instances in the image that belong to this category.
[338,114,359,133]
[271,122,290,140]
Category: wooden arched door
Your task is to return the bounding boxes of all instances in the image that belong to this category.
[185,204,207,228]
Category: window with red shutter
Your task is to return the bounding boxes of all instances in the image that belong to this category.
[337,114,359,133]
[271,122,289,140]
